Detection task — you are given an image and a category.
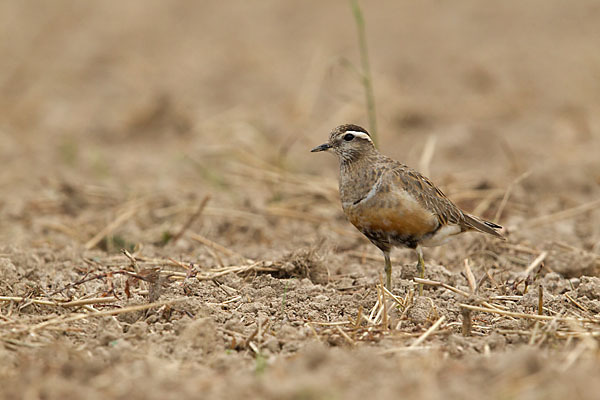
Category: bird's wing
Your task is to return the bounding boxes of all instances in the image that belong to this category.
[386,164,504,238]
[387,165,465,226]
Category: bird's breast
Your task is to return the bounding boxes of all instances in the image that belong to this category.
[343,189,439,240]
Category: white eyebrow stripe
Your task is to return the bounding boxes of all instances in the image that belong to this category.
[345,131,372,142]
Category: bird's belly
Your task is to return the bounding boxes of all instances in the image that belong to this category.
[344,199,438,247]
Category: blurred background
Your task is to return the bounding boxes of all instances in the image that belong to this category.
[2,2,600,398]
[1,0,599,258]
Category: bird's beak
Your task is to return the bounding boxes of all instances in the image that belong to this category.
[311,143,331,152]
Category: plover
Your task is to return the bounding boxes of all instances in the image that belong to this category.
[312,124,504,291]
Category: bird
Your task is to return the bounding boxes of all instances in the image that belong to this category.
[311,124,504,292]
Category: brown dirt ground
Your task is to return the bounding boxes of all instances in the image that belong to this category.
[2,1,600,399]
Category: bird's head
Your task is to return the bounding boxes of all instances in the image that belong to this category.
[311,124,375,162]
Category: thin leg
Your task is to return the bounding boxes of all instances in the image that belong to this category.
[383,251,392,290]
[416,246,425,296]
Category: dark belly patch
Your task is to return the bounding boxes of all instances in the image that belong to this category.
[361,229,420,251]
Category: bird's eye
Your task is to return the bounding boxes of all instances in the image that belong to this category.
[343,133,355,141]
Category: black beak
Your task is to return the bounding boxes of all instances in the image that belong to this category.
[311,143,331,152]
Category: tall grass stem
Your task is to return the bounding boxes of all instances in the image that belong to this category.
[350,0,378,145]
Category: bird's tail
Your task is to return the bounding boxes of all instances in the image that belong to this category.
[464,214,505,239]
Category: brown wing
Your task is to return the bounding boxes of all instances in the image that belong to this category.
[389,165,465,226]
[388,164,505,238]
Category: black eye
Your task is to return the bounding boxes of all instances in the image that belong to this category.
[343,133,354,141]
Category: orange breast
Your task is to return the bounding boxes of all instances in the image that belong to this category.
[344,192,438,238]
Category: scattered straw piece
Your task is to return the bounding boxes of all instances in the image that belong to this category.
[85,206,138,250]
[25,298,188,333]
[564,293,588,312]
[59,297,118,308]
[418,134,437,178]
[523,251,547,276]
[0,296,118,308]
[353,306,363,329]
[190,233,252,263]
[347,251,402,263]
[382,286,405,307]
[171,195,210,245]
[305,321,350,326]
[414,277,470,298]
[122,249,139,272]
[463,259,477,294]
[336,325,356,346]
[458,303,599,323]
[461,307,472,337]
[494,170,531,223]
[305,322,321,342]
[528,321,540,345]
[410,315,446,348]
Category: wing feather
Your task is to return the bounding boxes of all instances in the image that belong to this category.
[385,162,504,238]
[389,165,464,226]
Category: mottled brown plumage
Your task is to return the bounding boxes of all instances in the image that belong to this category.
[312,124,504,291]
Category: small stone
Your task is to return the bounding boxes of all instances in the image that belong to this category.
[407,296,432,325]
[578,276,600,300]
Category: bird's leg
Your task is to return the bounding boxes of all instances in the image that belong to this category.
[383,251,392,290]
[416,246,425,296]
